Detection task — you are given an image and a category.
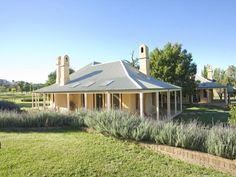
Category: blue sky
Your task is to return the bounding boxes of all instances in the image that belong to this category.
[0,0,235,83]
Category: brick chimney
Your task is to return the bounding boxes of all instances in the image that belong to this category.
[139,44,150,76]
[60,55,70,86]
[207,64,213,80]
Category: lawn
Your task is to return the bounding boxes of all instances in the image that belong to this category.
[0,128,231,177]
[0,92,40,110]
[174,104,229,125]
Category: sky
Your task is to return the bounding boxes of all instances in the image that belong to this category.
[0,0,235,83]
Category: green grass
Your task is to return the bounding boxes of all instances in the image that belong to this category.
[0,128,232,177]
[175,104,229,125]
[0,92,32,101]
[0,92,40,110]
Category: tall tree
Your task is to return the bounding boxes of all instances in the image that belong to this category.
[201,65,208,78]
[150,42,197,96]
[45,68,75,86]
[226,65,236,87]
[213,68,229,100]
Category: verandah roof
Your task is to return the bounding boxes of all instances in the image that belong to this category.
[195,75,226,89]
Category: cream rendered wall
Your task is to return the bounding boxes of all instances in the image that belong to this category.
[122,94,137,114]
[199,90,207,103]
[144,93,153,115]
[70,94,82,108]
[87,94,94,110]
[199,89,213,103]
[55,94,67,108]
[213,89,219,99]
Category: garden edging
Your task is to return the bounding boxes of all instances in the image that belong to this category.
[140,143,236,176]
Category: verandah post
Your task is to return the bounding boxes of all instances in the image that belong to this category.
[167,90,171,119]
[140,92,144,117]
[156,91,159,120]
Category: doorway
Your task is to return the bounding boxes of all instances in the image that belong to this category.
[96,94,103,110]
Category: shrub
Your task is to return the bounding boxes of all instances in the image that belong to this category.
[229,105,236,125]
[153,121,207,151]
[84,110,236,159]
[206,125,236,159]
[84,110,153,141]
[0,100,21,112]
[0,110,85,128]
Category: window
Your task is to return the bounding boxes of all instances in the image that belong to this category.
[81,94,85,107]
[96,94,103,110]
[152,93,156,106]
[141,47,144,53]
[136,94,140,110]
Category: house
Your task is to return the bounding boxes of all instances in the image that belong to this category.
[33,45,182,120]
[183,65,228,105]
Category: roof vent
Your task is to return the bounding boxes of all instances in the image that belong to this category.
[99,80,114,86]
[81,81,95,87]
[69,82,80,88]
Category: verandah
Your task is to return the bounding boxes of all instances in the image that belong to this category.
[32,89,182,120]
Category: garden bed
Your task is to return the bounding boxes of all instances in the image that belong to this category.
[140,143,236,176]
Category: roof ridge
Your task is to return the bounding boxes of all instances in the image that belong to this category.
[120,60,142,89]
[91,60,120,66]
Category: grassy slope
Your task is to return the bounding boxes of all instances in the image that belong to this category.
[0,129,231,177]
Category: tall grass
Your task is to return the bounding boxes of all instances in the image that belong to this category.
[85,110,153,141]
[206,125,236,159]
[229,105,236,125]
[0,109,235,160]
[0,110,86,128]
[153,121,208,152]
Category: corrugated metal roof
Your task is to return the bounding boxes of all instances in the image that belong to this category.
[195,75,226,89]
[35,60,180,93]
[227,85,236,93]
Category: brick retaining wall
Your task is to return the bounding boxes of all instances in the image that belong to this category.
[140,143,236,176]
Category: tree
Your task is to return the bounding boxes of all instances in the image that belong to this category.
[126,50,139,69]
[150,42,197,96]
[201,65,208,78]
[226,65,236,87]
[23,82,31,92]
[213,68,229,100]
[17,81,25,92]
[45,68,75,86]
[212,66,236,100]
